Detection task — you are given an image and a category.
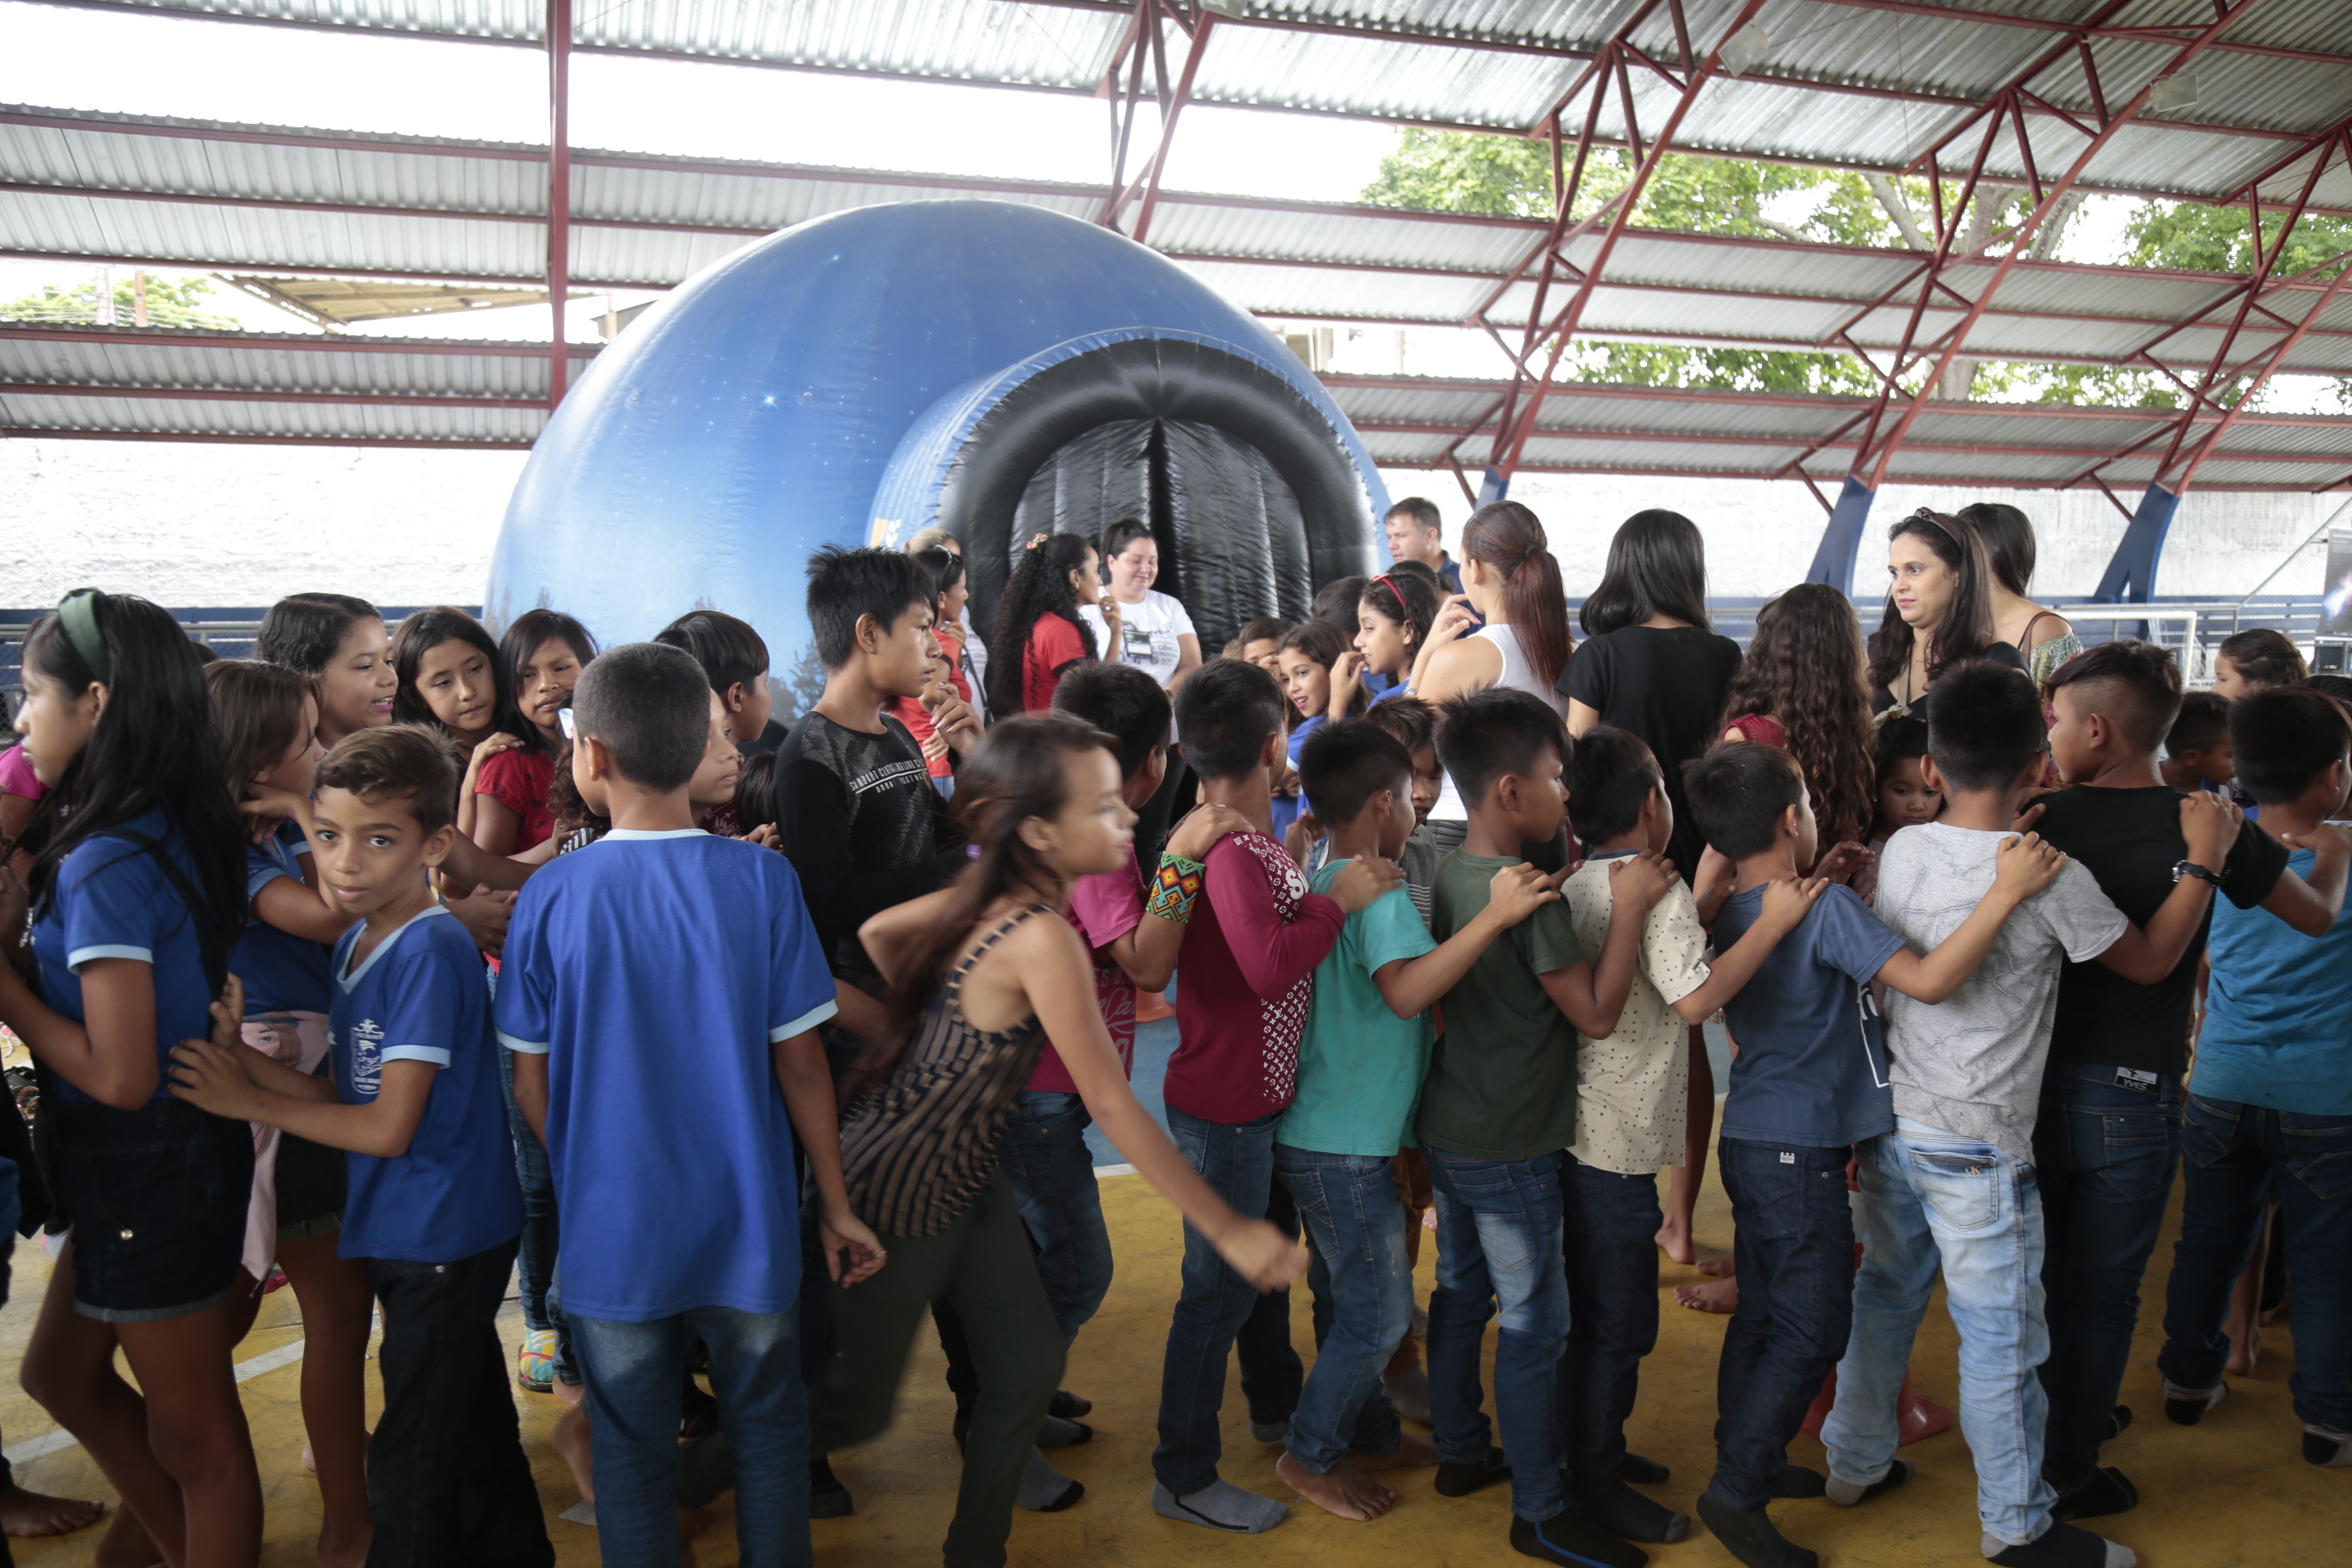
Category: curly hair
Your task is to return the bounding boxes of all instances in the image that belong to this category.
[988,531,1099,716]
[1719,583,1877,848]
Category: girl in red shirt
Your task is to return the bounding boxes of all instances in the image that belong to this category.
[472,610,597,857]
[989,532,1109,716]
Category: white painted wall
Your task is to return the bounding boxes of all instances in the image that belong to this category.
[3,436,2343,611]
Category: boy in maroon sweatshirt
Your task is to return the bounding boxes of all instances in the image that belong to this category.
[1150,659,1400,1534]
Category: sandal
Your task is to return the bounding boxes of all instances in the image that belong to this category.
[518,1327,558,1393]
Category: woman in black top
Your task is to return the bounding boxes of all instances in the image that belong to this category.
[1866,507,2027,714]
[1562,509,1743,879]
[1558,509,1742,1271]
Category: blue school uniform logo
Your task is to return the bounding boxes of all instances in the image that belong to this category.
[345,1019,384,1099]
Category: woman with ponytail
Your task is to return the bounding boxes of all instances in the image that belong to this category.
[1412,501,1576,852]
[0,591,264,1568]
[815,714,1305,1565]
[989,532,1109,717]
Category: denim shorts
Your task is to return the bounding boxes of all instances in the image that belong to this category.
[56,1095,254,1322]
[273,1130,347,1241]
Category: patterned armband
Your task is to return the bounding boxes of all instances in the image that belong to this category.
[1146,853,1207,924]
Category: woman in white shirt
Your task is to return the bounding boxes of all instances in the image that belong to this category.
[1077,519,1201,696]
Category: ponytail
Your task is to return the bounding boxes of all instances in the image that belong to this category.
[1461,501,1571,689]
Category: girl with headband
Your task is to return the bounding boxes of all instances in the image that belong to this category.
[1865,506,2027,715]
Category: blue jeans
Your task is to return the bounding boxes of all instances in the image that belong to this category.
[996,1090,1115,1345]
[1559,1156,1663,1500]
[1424,1145,1569,1522]
[1155,1106,1303,1496]
[497,1044,571,1381]
[569,1306,811,1568]
[1276,1145,1409,1473]
[1823,1120,2055,1547]
[1710,1139,1855,1511]
[2159,1095,2352,1434]
[2033,1063,2182,1491]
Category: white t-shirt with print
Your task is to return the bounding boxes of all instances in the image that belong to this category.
[1562,855,1709,1174]
[1078,589,1195,689]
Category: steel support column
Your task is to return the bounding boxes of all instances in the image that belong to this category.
[1806,475,1880,591]
[545,0,573,407]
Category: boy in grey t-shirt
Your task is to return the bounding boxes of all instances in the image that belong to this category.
[1820,664,2237,1568]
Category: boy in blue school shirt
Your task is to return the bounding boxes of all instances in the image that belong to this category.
[2159,685,2352,1467]
[496,642,885,1568]
[171,724,549,1568]
[1680,739,2066,1568]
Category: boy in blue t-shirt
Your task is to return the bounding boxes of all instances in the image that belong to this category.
[1272,721,1553,1523]
[170,724,550,1568]
[2159,685,2352,1467]
[496,642,884,1568]
[1680,740,2066,1568]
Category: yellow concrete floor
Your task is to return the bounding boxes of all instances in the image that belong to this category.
[0,1144,2333,1568]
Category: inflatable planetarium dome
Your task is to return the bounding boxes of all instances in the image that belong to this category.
[486,199,1389,711]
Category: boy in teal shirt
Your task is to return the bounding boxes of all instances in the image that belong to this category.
[1274,720,1558,1524]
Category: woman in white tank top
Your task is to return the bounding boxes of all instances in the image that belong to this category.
[1409,502,1575,837]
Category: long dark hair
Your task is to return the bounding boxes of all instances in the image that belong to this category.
[391,606,527,740]
[857,712,1117,1096]
[1359,568,1442,670]
[1463,500,1573,688]
[1866,508,2003,695]
[205,659,314,800]
[1957,501,2036,597]
[989,532,1099,717]
[497,608,597,756]
[24,592,246,991]
[1581,508,1711,638]
[1718,584,1876,848]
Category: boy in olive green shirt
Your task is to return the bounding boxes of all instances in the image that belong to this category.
[1418,690,1667,1568]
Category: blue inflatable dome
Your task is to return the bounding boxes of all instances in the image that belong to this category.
[487,199,1388,712]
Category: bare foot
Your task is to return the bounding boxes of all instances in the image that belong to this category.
[1655,1216,1695,1267]
[1675,1276,1740,1314]
[1350,1431,1438,1472]
[554,1378,585,1411]
[0,1484,104,1538]
[553,1406,596,1505]
[1276,1451,1394,1521]
[92,1510,164,1568]
[1696,1259,1736,1278]
[301,1439,316,1474]
[2225,1320,2263,1377]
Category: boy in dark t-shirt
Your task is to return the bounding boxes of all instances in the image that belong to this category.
[2033,644,2344,1515]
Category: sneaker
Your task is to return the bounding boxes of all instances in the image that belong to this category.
[517,1328,557,1393]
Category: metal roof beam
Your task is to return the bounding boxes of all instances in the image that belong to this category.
[0,381,549,409]
[1813,0,2352,68]
[545,0,572,405]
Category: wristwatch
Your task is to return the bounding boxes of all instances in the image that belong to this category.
[2171,860,2222,887]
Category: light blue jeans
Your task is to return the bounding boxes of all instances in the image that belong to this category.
[1822,1118,2057,1548]
[1274,1146,1411,1474]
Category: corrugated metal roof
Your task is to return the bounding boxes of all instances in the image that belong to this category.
[58,0,2352,210]
[12,107,2347,376]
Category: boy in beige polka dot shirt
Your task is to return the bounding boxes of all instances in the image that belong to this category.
[1556,726,1819,1544]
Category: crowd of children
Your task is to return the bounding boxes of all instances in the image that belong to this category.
[0,498,2347,1568]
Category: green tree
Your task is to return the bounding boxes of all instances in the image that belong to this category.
[0,273,237,329]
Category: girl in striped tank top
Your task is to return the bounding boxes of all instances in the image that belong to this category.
[812,713,1306,1568]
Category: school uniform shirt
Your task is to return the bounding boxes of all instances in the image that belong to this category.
[2197,843,2352,1115]
[2037,786,2287,1078]
[1162,832,1344,1126]
[231,821,333,1015]
[1714,883,1907,1148]
[1416,849,1587,1162]
[29,805,215,1105]
[495,830,837,1320]
[1078,589,1195,691]
[1873,822,2128,1162]
[1561,854,1706,1175]
[328,906,521,1263]
[1271,715,1323,844]
[475,747,558,852]
[773,712,965,991]
[1275,861,1436,1158]
[1027,845,1145,1094]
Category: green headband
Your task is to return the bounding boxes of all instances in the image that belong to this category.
[55,588,111,687]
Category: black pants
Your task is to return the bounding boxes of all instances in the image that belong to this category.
[1559,1158,1663,1499]
[364,1237,553,1568]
